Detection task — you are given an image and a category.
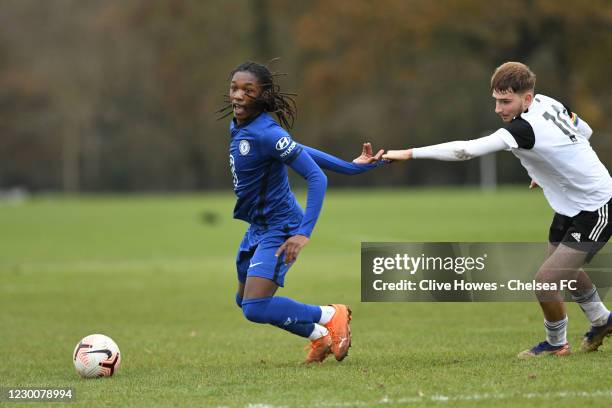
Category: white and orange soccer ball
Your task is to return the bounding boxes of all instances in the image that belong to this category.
[73,334,121,378]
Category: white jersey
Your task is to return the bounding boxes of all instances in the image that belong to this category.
[494,94,612,216]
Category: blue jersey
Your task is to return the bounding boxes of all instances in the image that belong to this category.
[229,112,386,238]
[229,112,309,230]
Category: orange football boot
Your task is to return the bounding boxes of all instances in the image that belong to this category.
[304,334,332,364]
[325,304,352,361]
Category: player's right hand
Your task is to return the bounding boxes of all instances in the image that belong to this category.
[382,149,413,161]
[353,142,384,164]
[275,234,309,265]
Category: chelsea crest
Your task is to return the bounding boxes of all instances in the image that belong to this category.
[239,140,250,155]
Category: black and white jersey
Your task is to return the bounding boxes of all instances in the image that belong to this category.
[493,94,612,217]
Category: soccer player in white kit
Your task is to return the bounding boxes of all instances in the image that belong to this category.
[383,62,612,358]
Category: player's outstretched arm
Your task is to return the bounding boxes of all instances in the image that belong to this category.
[383,134,508,162]
[301,143,385,175]
[276,151,327,264]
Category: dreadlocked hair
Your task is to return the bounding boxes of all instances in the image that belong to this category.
[217,60,297,129]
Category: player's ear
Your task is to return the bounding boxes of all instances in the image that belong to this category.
[521,91,533,110]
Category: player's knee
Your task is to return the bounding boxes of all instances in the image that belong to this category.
[535,267,554,283]
[241,298,271,324]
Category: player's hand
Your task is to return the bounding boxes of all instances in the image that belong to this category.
[275,234,309,265]
[529,180,539,189]
[382,149,413,161]
[353,142,384,164]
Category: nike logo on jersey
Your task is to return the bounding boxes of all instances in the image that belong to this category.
[338,337,347,349]
[249,261,263,269]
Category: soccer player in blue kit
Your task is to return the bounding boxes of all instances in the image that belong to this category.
[221,61,385,364]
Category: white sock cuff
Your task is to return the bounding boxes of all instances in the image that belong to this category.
[318,306,336,325]
[544,316,568,346]
[544,316,568,329]
[308,323,329,341]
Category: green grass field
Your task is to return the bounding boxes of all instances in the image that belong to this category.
[1,187,611,407]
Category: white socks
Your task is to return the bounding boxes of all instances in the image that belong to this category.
[581,302,610,326]
[308,323,329,340]
[545,316,568,346]
[542,286,611,347]
[571,287,610,327]
[307,306,336,340]
[318,306,336,325]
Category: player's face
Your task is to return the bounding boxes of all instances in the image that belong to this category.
[230,71,263,125]
[492,89,532,123]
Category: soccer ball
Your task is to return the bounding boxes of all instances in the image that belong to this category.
[73,334,121,378]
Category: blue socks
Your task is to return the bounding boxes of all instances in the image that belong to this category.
[241,296,322,338]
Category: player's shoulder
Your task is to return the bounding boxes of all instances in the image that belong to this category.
[533,93,559,105]
[252,113,301,161]
[262,113,290,136]
[530,94,568,113]
[503,115,535,149]
[256,113,294,146]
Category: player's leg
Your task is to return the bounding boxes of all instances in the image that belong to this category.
[538,244,586,345]
[240,234,350,362]
[518,243,584,358]
[243,276,277,298]
[567,201,612,351]
[234,239,254,310]
[518,220,571,358]
[241,275,333,363]
[242,275,320,337]
[542,242,609,327]
[520,202,612,357]
[572,272,612,351]
[537,242,566,322]
[563,200,612,351]
[234,228,257,310]
[571,269,609,328]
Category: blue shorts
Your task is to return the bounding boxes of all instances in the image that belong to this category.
[236,218,301,287]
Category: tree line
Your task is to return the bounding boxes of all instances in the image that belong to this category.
[1,0,611,191]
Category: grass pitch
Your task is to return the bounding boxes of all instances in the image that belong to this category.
[1,187,611,407]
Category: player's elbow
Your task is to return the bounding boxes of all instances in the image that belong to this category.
[309,168,327,189]
[453,149,474,161]
[452,141,477,161]
[319,171,328,189]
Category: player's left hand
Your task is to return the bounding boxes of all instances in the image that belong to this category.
[275,234,309,264]
[353,142,384,164]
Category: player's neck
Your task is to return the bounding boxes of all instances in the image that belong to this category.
[234,111,264,127]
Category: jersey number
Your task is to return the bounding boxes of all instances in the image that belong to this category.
[542,106,577,142]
